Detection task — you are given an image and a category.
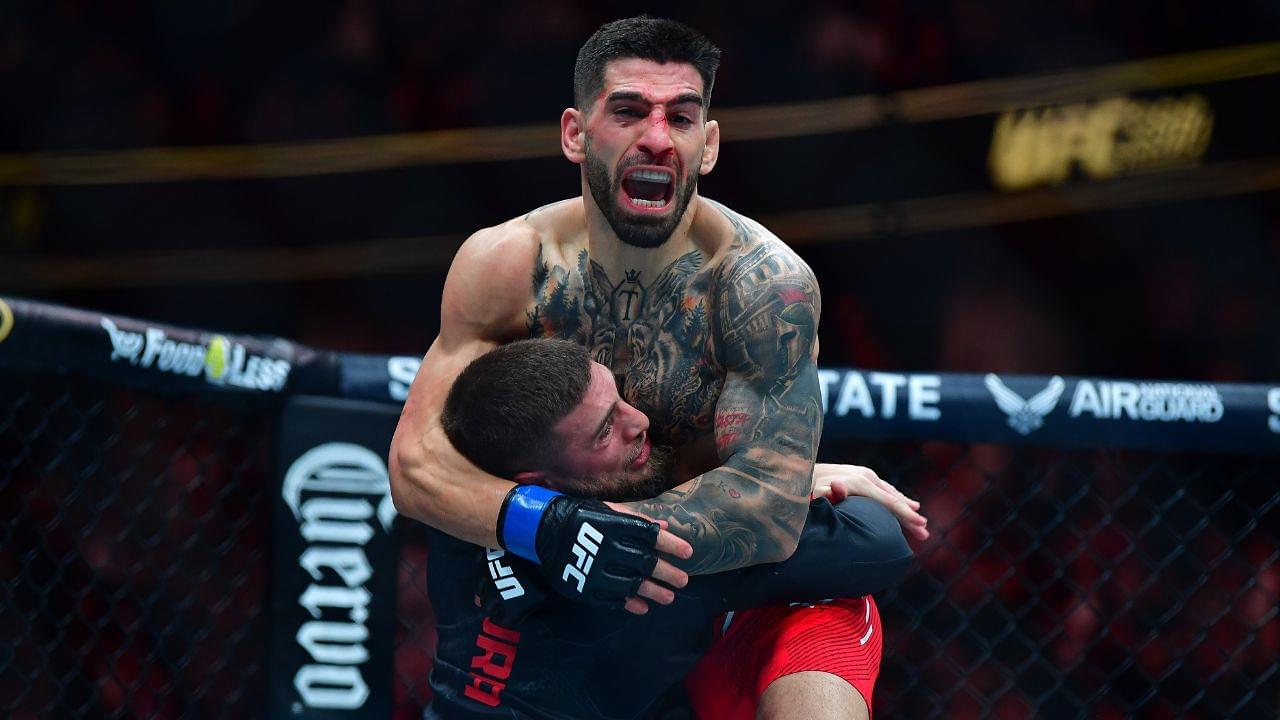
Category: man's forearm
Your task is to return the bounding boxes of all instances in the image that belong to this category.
[626,371,823,575]
[626,460,810,574]
[395,471,508,548]
[389,424,509,548]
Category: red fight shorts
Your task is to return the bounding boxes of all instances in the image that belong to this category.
[684,596,882,720]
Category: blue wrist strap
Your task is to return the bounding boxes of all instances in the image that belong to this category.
[501,485,562,564]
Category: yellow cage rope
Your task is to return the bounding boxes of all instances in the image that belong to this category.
[4,157,1278,289]
[0,42,1277,186]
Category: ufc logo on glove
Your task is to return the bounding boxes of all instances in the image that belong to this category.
[562,523,603,593]
[486,549,526,601]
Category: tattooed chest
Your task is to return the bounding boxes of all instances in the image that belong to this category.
[525,247,724,446]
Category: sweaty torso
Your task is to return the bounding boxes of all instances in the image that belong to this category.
[514,196,771,449]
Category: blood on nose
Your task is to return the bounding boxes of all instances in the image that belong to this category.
[639,110,673,154]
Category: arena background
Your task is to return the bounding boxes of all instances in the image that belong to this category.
[2,2,1279,718]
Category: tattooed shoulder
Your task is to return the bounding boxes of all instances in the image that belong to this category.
[704,204,821,369]
[703,198,784,248]
[525,243,591,341]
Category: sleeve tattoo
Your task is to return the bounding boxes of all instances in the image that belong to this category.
[628,238,823,574]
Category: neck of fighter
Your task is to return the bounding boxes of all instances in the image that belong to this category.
[582,191,703,281]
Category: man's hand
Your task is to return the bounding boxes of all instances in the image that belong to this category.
[811,464,929,541]
[498,486,691,614]
[605,502,692,615]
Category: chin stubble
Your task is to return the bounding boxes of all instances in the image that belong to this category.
[583,144,697,250]
[590,443,677,503]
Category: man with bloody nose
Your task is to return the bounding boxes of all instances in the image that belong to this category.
[577,59,711,250]
[389,16,929,719]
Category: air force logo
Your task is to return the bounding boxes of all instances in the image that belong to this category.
[985,374,1066,435]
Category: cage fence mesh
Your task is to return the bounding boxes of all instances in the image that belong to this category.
[395,441,1280,719]
[3,369,1277,719]
[1,370,275,720]
[830,441,1280,720]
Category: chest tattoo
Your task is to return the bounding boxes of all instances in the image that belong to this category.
[526,246,723,444]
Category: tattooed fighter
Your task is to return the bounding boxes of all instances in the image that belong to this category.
[390,14,925,631]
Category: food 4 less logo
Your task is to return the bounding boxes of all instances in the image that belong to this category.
[101,318,290,392]
[0,298,13,344]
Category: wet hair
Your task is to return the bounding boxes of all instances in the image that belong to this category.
[441,339,592,478]
[574,16,721,111]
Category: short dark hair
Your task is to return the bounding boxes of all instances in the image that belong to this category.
[441,339,592,478]
[574,16,721,111]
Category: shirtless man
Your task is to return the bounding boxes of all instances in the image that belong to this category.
[389,19,928,717]
[390,13,925,607]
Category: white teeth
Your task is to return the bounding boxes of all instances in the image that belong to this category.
[625,170,671,207]
[630,169,673,183]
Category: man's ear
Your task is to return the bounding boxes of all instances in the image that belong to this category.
[700,119,720,175]
[513,470,548,486]
[561,107,586,164]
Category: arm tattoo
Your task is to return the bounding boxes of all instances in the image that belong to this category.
[628,206,823,574]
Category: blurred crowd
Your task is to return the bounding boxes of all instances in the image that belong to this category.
[3,0,1277,149]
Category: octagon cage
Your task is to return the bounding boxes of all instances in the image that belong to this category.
[1,296,1276,720]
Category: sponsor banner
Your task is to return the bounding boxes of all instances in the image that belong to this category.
[1269,388,1280,436]
[0,297,13,344]
[268,397,401,720]
[339,353,421,404]
[818,369,945,423]
[100,317,291,392]
[335,355,1278,454]
[2,296,1274,454]
[826,73,1280,205]
[820,370,1279,454]
[0,296,345,397]
[988,93,1214,191]
[339,359,1278,453]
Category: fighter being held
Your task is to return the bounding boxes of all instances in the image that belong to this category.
[425,339,915,719]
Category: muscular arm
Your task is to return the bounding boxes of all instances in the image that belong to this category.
[628,236,823,574]
[388,227,531,547]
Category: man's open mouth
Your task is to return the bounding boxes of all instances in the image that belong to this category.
[629,435,651,469]
[620,167,675,210]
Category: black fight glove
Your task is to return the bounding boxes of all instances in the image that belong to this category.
[476,548,551,627]
[535,496,661,604]
[497,486,661,607]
